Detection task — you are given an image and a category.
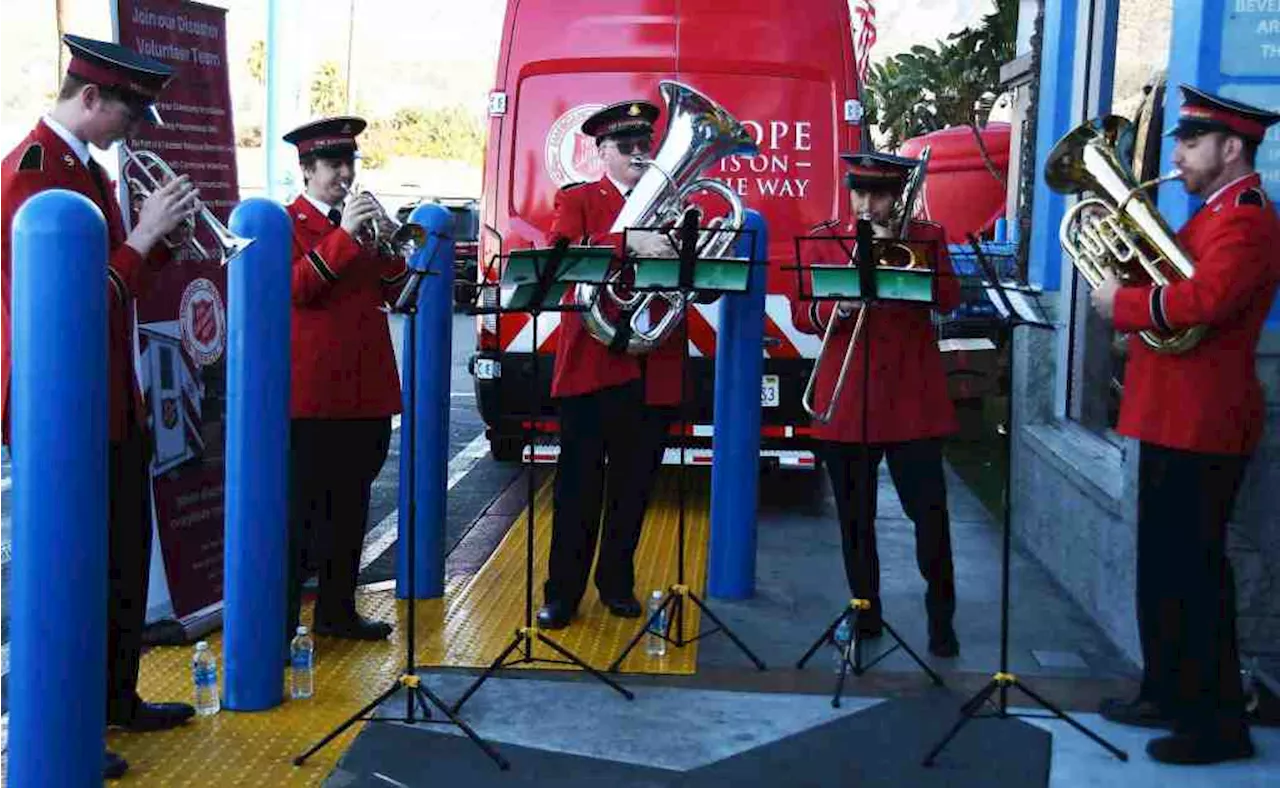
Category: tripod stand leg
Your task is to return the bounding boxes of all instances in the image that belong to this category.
[450,631,527,715]
[832,648,851,708]
[796,609,848,669]
[881,620,944,686]
[535,632,636,700]
[1012,679,1128,761]
[413,685,511,770]
[607,591,676,672]
[294,681,401,766]
[920,679,999,767]
[685,591,767,669]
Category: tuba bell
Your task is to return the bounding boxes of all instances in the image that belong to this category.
[1045,115,1205,354]
[120,144,254,265]
[574,81,758,354]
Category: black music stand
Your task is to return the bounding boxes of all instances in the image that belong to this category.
[922,237,1127,765]
[605,212,767,672]
[790,224,946,706]
[294,229,509,771]
[448,239,637,715]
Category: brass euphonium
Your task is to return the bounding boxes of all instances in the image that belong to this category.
[801,148,931,424]
[120,143,254,265]
[575,80,758,354]
[1045,115,1205,354]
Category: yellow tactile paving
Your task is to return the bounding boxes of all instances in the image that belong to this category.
[112,469,708,785]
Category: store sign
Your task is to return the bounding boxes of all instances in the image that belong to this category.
[1223,1,1280,77]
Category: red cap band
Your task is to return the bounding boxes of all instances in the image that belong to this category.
[66,56,163,100]
[1181,105,1267,140]
[296,136,358,155]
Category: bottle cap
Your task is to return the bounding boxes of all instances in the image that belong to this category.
[297,626,308,635]
[651,590,663,598]
[195,641,208,650]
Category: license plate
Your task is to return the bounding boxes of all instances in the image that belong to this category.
[761,374,780,408]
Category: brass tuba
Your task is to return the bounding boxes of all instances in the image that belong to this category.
[801,148,931,424]
[120,144,254,265]
[575,81,758,354]
[1045,115,1204,354]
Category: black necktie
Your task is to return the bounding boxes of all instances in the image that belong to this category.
[87,161,111,208]
[327,208,342,226]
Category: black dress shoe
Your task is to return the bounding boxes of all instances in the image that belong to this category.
[110,701,195,732]
[1146,730,1254,765]
[314,615,393,641]
[1098,697,1175,729]
[928,623,960,658]
[104,750,129,780]
[602,596,642,618]
[536,600,574,630]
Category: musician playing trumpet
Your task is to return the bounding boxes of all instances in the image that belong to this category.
[282,117,407,642]
[1087,87,1280,766]
[792,151,961,658]
[1,34,205,780]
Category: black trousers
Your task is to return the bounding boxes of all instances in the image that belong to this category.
[287,417,392,636]
[546,381,672,607]
[1136,442,1249,736]
[106,426,153,722]
[820,439,956,629]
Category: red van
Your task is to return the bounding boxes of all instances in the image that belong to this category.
[472,0,863,463]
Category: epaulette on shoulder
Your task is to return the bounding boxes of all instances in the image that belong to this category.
[560,181,590,192]
[16,143,43,173]
[1236,187,1266,208]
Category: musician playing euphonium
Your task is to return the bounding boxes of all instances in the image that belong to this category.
[282,116,406,642]
[536,100,680,630]
[0,34,203,780]
[1088,86,1280,766]
[791,150,962,658]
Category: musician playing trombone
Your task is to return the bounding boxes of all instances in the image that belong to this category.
[1087,87,1280,765]
[282,117,407,642]
[792,151,962,658]
[0,34,203,779]
[536,100,681,630]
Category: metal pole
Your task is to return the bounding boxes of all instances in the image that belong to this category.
[708,209,767,599]
[397,204,454,598]
[10,190,109,787]
[223,198,293,710]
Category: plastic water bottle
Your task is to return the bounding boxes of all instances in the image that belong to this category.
[192,641,220,716]
[1242,656,1260,715]
[645,590,668,657]
[291,626,315,700]
[832,617,852,673]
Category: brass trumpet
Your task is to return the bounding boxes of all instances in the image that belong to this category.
[119,144,254,265]
[337,180,426,259]
[801,147,931,424]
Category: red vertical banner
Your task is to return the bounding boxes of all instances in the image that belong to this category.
[115,0,239,624]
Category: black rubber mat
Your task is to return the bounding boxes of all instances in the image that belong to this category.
[329,693,1051,788]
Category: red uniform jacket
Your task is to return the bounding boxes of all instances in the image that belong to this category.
[1113,173,1280,455]
[1,120,166,445]
[792,220,960,443]
[288,195,406,419]
[546,177,683,407]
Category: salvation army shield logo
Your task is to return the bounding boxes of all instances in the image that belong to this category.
[179,278,226,366]
[545,103,606,187]
[162,397,179,429]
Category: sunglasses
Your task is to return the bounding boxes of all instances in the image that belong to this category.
[609,138,653,156]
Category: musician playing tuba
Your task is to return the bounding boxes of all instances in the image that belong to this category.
[791,150,962,658]
[1087,87,1280,766]
[1,34,205,781]
[536,99,682,630]
[281,116,405,643]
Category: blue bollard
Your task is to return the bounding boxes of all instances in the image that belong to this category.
[708,210,767,600]
[994,217,1008,243]
[224,198,293,710]
[10,190,109,786]
[397,204,454,599]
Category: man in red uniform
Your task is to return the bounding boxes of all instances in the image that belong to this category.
[793,151,962,658]
[283,117,408,641]
[537,100,684,629]
[1089,86,1280,765]
[1,34,201,779]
